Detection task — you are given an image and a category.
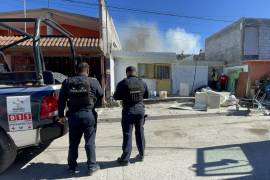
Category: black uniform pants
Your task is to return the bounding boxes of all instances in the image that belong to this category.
[121,108,145,162]
[68,110,97,169]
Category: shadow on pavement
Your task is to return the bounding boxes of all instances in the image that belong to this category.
[1,154,141,179]
[192,140,270,180]
[99,156,141,170]
[0,141,51,179]
[2,162,93,179]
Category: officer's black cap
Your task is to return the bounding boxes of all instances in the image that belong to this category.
[126,66,136,73]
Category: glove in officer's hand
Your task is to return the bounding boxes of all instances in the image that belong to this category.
[58,117,66,125]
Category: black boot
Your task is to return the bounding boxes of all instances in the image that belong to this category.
[117,157,130,166]
[67,167,79,175]
[88,164,100,176]
[135,154,144,162]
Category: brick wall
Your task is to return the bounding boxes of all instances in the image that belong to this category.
[11,56,34,72]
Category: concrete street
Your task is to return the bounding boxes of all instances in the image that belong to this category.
[2,114,270,180]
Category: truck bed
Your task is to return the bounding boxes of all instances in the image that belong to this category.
[0,84,66,148]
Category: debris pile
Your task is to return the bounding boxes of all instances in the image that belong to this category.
[194,89,239,110]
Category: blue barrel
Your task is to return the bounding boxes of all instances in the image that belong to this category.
[265,84,270,95]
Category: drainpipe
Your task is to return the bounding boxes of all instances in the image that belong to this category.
[240,18,245,61]
[23,0,27,32]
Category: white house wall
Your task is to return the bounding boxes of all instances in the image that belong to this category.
[114,59,209,96]
[109,55,115,94]
[172,65,208,95]
[143,79,157,95]
[114,58,175,96]
[114,59,156,94]
[114,59,138,85]
[114,58,175,85]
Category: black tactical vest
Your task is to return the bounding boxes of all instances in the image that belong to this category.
[67,76,94,111]
[124,77,145,103]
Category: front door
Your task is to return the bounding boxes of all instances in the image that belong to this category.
[155,64,171,95]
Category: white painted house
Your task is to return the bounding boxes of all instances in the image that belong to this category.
[110,51,216,97]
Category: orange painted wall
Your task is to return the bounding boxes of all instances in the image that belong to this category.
[11,55,34,72]
[0,30,8,36]
[0,22,100,71]
[0,26,47,36]
[26,26,47,35]
[246,61,270,82]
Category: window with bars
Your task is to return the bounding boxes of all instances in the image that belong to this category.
[138,63,170,79]
[155,64,170,79]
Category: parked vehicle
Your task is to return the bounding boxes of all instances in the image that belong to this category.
[0,18,76,174]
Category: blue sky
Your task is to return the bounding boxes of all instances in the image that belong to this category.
[1,0,270,53]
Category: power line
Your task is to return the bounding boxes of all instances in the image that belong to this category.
[19,0,235,26]
[9,0,213,41]
[11,0,237,24]
[14,0,100,16]
[15,0,212,35]
[61,0,236,20]
[58,0,233,23]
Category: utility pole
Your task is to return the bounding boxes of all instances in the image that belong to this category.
[99,0,109,55]
[99,0,111,99]
[48,0,50,8]
[23,0,27,32]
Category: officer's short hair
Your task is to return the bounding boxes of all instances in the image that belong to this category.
[77,62,89,73]
[126,66,136,73]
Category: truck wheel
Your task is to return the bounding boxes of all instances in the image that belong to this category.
[0,130,17,174]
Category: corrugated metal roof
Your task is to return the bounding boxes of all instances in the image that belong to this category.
[0,36,100,48]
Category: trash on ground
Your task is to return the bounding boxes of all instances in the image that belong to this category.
[263,110,270,116]
[194,89,239,110]
[170,102,207,111]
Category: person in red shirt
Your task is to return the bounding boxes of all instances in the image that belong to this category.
[219,73,229,91]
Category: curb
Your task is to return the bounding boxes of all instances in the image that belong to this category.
[98,112,231,123]
[144,97,195,104]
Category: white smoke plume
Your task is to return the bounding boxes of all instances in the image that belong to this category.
[119,21,163,52]
[119,21,201,54]
[165,28,201,54]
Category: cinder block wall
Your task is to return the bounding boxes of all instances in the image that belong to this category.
[205,21,243,66]
[259,26,270,59]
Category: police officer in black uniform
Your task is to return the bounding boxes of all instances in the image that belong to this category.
[113,66,149,165]
[58,62,103,175]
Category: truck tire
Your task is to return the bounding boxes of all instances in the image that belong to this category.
[0,130,17,174]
